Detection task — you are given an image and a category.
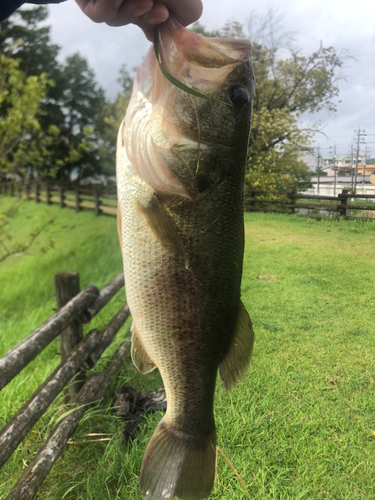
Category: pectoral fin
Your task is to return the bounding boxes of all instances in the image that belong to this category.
[137,193,189,269]
[219,301,254,392]
[131,323,156,374]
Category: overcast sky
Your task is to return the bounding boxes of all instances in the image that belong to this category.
[43,0,375,158]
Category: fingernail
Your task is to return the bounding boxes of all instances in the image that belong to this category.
[113,0,124,7]
[146,17,167,25]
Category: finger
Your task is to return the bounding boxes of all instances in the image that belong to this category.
[76,0,153,24]
[161,0,203,26]
[142,28,156,42]
[106,1,168,28]
[75,0,118,23]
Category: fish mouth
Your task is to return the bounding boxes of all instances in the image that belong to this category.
[160,16,251,68]
[155,17,251,95]
[122,18,253,200]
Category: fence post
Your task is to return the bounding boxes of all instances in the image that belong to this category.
[10,182,14,197]
[25,183,30,201]
[59,186,65,208]
[35,183,40,203]
[46,184,51,205]
[55,271,86,402]
[94,190,101,216]
[288,187,297,214]
[75,189,80,212]
[248,189,256,212]
[338,189,348,217]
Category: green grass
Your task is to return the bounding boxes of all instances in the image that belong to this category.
[1,197,374,499]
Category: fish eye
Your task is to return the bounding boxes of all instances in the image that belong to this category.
[229,86,249,108]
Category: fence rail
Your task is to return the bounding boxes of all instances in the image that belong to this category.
[0,271,130,499]
[0,181,117,217]
[2,183,375,220]
[245,188,375,219]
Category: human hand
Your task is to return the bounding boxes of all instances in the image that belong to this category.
[75,0,203,40]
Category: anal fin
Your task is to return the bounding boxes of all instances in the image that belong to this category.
[137,193,189,269]
[219,301,254,392]
[131,323,156,374]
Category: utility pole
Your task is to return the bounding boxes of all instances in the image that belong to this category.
[354,127,366,192]
[331,144,337,196]
[350,144,354,189]
[363,145,368,184]
[316,146,321,194]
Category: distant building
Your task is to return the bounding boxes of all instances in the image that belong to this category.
[320,154,365,175]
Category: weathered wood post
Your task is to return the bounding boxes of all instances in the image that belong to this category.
[46,184,51,205]
[288,187,297,214]
[35,183,40,203]
[25,183,30,201]
[55,271,86,401]
[75,189,80,212]
[9,182,14,197]
[247,189,256,212]
[338,189,348,217]
[59,186,65,208]
[94,190,101,216]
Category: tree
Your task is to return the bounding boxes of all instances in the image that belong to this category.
[95,65,134,178]
[0,55,58,181]
[193,13,348,191]
[96,92,130,178]
[246,108,313,191]
[52,53,105,180]
[248,9,351,191]
[0,7,106,181]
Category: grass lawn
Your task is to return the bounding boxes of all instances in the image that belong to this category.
[0,197,374,499]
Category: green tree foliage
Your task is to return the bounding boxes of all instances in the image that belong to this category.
[95,65,133,177]
[0,7,105,181]
[53,53,105,180]
[96,93,130,177]
[247,108,313,191]
[0,55,59,181]
[192,14,347,191]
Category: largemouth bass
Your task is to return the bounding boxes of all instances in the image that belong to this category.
[117,17,255,500]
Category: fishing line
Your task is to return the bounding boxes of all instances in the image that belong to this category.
[153,30,233,108]
[188,94,201,173]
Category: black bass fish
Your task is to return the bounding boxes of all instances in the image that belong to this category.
[117,17,255,500]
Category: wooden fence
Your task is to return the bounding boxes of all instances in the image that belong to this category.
[245,188,375,219]
[0,182,117,218]
[0,271,130,500]
[2,182,375,220]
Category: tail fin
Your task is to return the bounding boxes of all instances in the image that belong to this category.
[140,419,216,500]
